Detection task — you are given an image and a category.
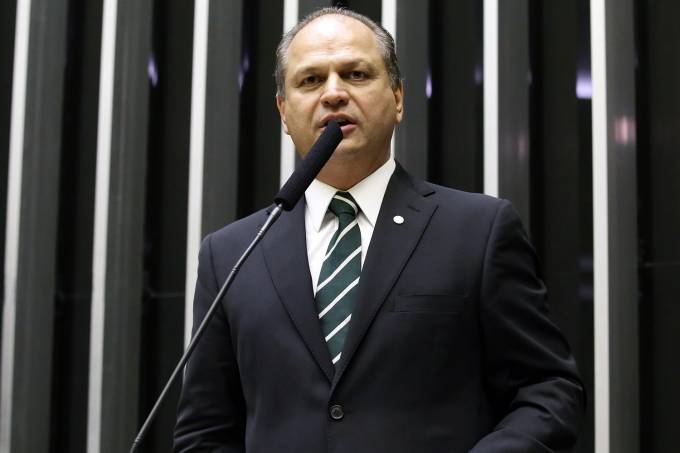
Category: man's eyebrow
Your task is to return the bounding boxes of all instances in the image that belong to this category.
[291,64,320,77]
[292,59,379,76]
[346,60,379,72]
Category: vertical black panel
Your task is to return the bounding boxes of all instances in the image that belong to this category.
[3,0,68,451]
[397,0,483,188]
[51,0,102,451]
[138,0,193,451]
[395,0,430,179]
[201,0,243,234]
[299,0,334,18]
[0,0,16,322]
[237,0,283,215]
[498,0,531,226]
[97,1,153,451]
[336,0,381,21]
[429,0,483,192]
[604,1,640,451]
[636,0,680,451]
[530,1,594,450]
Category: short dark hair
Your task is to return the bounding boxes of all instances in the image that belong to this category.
[274,7,402,98]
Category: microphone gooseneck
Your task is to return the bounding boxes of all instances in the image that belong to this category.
[130,120,343,453]
[275,120,343,210]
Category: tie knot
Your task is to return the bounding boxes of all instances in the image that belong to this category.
[329,192,358,218]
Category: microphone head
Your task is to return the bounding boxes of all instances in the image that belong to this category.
[274,120,343,210]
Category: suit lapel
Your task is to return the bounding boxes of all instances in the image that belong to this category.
[260,200,335,382]
[331,165,438,391]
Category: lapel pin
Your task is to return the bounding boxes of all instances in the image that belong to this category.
[393,215,404,224]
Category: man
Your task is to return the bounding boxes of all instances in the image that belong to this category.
[174,7,584,452]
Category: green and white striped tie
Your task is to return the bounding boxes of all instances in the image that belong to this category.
[315,192,362,366]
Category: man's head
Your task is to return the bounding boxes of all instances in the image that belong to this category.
[275,8,402,99]
[275,8,404,189]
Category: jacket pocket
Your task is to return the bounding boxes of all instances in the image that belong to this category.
[393,293,468,314]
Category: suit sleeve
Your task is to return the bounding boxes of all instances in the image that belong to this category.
[173,233,246,452]
[470,201,586,452]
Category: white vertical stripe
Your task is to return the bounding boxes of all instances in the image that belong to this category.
[283,0,298,32]
[87,0,118,451]
[483,0,499,197]
[591,0,609,451]
[381,0,397,39]
[390,128,396,159]
[1,0,32,449]
[280,128,296,187]
[382,0,397,158]
[279,0,298,187]
[185,0,210,347]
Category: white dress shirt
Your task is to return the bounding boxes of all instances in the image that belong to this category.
[304,158,396,293]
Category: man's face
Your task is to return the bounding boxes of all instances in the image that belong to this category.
[277,15,403,171]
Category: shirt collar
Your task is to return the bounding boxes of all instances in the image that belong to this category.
[305,158,396,232]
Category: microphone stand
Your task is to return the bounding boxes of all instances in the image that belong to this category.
[129,204,283,453]
[128,118,342,452]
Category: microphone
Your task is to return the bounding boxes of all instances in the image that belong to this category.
[275,120,343,210]
[130,120,343,452]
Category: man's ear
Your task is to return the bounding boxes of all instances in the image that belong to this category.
[394,81,404,123]
[276,95,290,134]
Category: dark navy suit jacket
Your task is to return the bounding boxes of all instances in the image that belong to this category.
[174,164,584,452]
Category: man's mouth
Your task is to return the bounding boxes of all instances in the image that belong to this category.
[318,116,358,138]
[320,113,357,127]
[323,119,353,127]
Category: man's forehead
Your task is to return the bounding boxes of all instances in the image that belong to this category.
[288,14,378,55]
[295,14,373,37]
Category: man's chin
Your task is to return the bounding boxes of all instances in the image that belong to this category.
[328,144,363,160]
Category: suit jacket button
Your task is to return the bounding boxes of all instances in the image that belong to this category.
[329,404,344,420]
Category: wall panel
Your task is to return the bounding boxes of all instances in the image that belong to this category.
[591,0,640,450]
[138,0,194,451]
[51,0,102,451]
[87,1,153,451]
[396,0,483,189]
[238,0,285,215]
[299,0,334,19]
[530,1,595,451]
[429,0,483,192]
[636,0,680,450]
[200,0,244,235]
[498,0,531,225]
[395,0,430,179]
[1,0,69,451]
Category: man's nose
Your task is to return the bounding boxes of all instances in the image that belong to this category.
[320,74,349,108]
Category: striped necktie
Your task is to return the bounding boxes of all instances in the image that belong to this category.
[315,191,362,366]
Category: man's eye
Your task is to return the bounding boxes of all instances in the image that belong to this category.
[349,71,366,80]
[301,75,320,85]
